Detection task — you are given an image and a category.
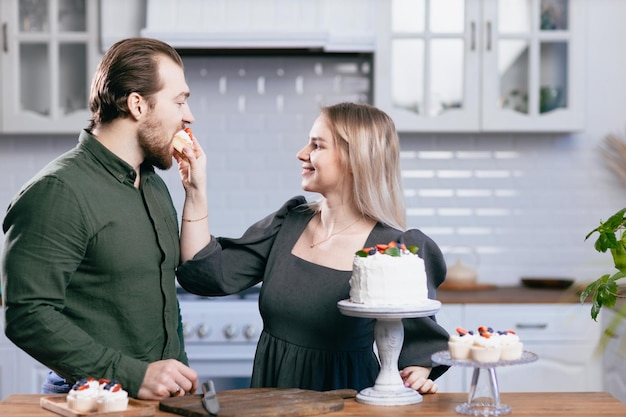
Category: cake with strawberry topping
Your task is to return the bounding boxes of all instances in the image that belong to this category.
[348,240,429,306]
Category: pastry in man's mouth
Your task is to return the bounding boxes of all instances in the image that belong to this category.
[173,128,194,154]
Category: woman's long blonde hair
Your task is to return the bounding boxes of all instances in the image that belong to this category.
[310,102,406,230]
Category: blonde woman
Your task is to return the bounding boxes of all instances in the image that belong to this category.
[175,102,449,393]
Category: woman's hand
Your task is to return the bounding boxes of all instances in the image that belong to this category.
[173,130,207,193]
[400,366,438,394]
[175,130,211,260]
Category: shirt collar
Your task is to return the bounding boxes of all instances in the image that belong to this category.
[78,129,155,186]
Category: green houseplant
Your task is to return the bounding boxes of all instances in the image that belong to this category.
[581,208,626,348]
[582,207,626,320]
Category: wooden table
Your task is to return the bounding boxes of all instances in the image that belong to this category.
[2,392,626,417]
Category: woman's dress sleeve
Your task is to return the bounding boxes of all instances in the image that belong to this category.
[176,196,307,296]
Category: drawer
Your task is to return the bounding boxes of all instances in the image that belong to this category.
[461,304,600,343]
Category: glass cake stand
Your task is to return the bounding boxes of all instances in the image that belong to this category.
[337,299,441,406]
[432,350,538,416]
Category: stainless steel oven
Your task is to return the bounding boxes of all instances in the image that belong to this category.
[178,287,262,393]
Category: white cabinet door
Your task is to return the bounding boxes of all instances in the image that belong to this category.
[480,0,585,131]
[0,319,48,396]
[601,308,626,404]
[0,328,20,400]
[0,0,99,133]
[434,304,466,392]
[374,0,480,132]
[374,0,585,132]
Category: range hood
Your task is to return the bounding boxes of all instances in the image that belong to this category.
[138,0,377,52]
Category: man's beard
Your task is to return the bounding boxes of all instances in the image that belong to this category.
[138,114,174,170]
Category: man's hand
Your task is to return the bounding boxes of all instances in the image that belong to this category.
[137,359,199,400]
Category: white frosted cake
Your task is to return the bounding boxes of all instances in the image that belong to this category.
[349,241,428,306]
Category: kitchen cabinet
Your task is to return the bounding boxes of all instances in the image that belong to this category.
[0,0,99,134]
[0,320,48,398]
[374,0,585,132]
[435,303,603,393]
[601,307,626,404]
[0,320,19,400]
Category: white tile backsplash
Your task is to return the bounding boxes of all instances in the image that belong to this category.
[1,40,625,288]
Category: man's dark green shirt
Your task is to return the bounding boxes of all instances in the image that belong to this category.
[1,130,187,397]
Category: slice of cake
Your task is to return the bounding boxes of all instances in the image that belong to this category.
[349,240,428,306]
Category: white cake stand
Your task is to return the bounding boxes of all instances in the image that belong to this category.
[337,299,441,406]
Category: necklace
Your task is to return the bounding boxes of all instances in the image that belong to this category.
[310,214,362,248]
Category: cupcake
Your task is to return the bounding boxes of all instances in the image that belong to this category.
[470,326,502,363]
[96,379,129,413]
[67,377,99,413]
[448,327,475,360]
[498,330,523,360]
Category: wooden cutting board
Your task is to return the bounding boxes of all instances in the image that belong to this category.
[159,388,356,417]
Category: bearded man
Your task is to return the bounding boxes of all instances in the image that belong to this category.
[1,37,199,400]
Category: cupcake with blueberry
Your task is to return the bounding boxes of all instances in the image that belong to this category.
[66,377,99,413]
[96,379,129,413]
[448,327,476,360]
[470,326,502,363]
[498,329,523,360]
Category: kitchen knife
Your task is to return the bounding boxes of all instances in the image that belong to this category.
[201,380,220,415]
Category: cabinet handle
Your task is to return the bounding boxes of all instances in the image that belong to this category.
[470,21,476,51]
[2,22,7,53]
[515,323,547,329]
[486,20,492,51]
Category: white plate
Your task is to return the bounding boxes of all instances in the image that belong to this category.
[337,299,441,319]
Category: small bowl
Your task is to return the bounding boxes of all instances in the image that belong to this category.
[520,277,574,289]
